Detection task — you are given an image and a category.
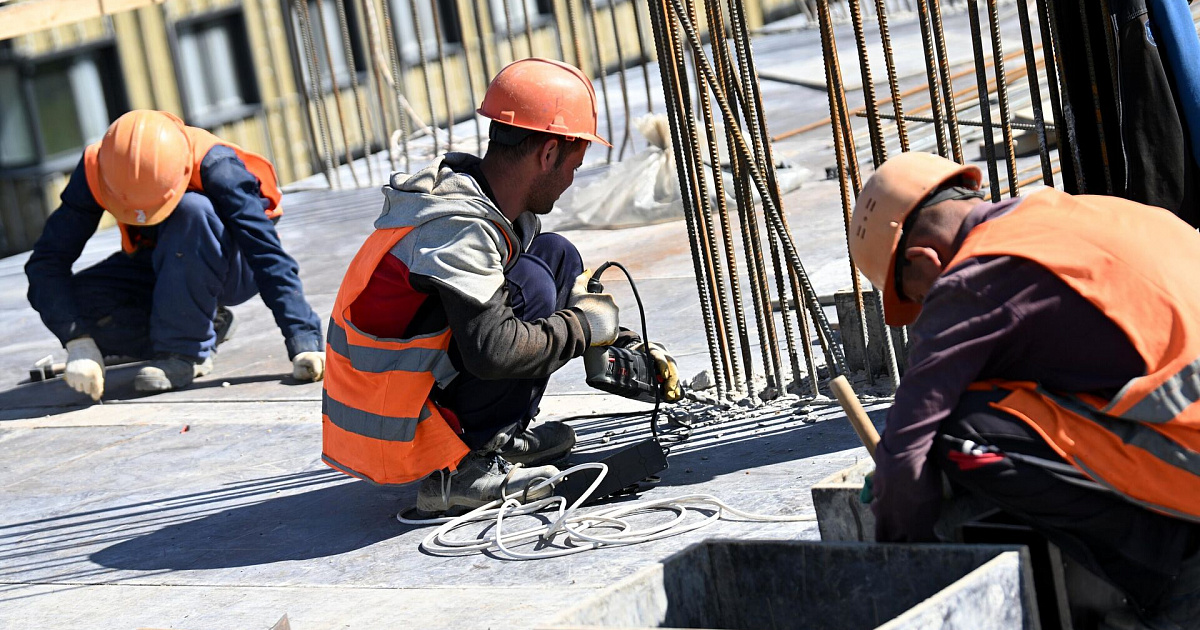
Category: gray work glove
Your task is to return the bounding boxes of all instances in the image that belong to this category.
[64,337,105,401]
[293,351,326,382]
[569,292,619,346]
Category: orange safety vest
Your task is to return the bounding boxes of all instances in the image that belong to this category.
[83,127,283,254]
[947,188,1200,521]
[321,227,470,485]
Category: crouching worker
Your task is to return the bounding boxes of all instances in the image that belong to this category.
[25,110,325,399]
[321,58,679,515]
[851,152,1200,628]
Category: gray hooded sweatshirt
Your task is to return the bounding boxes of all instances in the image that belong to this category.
[372,152,591,380]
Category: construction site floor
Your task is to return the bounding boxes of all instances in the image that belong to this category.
[0,6,1046,627]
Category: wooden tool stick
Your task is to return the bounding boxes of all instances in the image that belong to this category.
[830,375,881,462]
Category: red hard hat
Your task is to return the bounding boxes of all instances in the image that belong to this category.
[90,110,193,226]
[478,58,611,147]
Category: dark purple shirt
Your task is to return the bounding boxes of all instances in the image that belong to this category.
[872,197,1146,542]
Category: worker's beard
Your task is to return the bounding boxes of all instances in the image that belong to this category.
[526,168,571,215]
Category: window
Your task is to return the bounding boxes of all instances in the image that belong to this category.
[0,45,125,169]
[488,0,543,34]
[387,0,460,65]
[292,0,366,91]
[176,10,261,126]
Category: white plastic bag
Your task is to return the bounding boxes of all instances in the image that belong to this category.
[555,114,810,230]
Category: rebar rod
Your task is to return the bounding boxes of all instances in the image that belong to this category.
[1073,0,1112,194]
[914,0,949,157]
[687,0,739,392]
[336,0,375,186]
[432,0,456,150]
[985,0,1018,196]
[647,0,730,398]
[847,0,885,167]
[928,0,963,162]
[582,0,615,163]
[967,0,1000,200]
[607,0,634,159]
[631,0,656,112]
[868,112,1055,132]
[453,0,485,152]
[374,0,410,171]
[1015,0,1053,185]
[820,0,873,385]
[407,0,440,155]
[873,0,907,152]
[313,0,361,187]
[295,0,339,188]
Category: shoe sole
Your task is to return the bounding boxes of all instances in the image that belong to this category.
[413,483,556,516]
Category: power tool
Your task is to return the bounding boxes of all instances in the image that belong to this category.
[581,264,663,404]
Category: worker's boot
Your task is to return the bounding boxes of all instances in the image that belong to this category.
[214,306,237,347]
[415,451,559,516]
[134,354,214,393]
[499,421,576,466]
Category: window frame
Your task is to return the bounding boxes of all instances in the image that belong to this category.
[284,0,369,95]
[169,5,264,130]
[0,39,128,176]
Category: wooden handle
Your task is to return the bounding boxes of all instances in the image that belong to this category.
[830,375,880,461]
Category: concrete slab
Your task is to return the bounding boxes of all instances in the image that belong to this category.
[0,9,1043,629]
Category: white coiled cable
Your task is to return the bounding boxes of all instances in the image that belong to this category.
[397,462,816,560]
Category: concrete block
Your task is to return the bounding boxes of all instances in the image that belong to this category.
[835,288,908,377]
[812,457,876,542]
[547,540,1040,630]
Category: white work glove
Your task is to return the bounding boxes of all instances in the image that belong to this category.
[64,337,105,401]
[293,351,326,382]
[630,341,682,402]
[570,269,592,304]
[569,292,620,346]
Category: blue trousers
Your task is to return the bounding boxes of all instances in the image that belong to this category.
[433,233,583,451]
[73,192,257,360]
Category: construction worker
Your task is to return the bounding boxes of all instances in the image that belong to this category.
[850,152,1200,627]
[321,58,680,515]
[25,110,325,398]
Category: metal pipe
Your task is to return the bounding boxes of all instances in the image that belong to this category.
[985,0,1018,197]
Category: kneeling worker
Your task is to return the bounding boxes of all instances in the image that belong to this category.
[25,110,325,398]
[321,58,679,515]
[851,152,1200,627]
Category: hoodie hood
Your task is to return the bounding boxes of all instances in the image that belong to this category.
[377,153,540,261]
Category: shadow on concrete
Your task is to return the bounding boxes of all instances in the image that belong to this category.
[88,472,416,571]
[563,402,886,489]
[0,370,299,421]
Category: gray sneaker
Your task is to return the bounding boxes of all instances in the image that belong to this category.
[499,421,576,466]
[134,354,214,392]
[415,451,560,515]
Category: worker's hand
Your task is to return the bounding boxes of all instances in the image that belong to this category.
[64,337,105,401]
[630,341,681,402]
[570,292,619,346]
[860,471,875,504]
[293,351,326,382]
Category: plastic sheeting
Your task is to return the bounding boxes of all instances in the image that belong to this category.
[554,114,811,230]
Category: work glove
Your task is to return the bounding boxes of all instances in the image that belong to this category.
[570,269,592,304]
[293,351,326,382]
[569,292,620,346]
[629,341,682,402]
[64,337,105,401]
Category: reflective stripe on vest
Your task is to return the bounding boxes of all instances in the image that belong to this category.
[321,226,469,485]
[949,188,1200,519]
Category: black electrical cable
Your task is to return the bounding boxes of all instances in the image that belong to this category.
[588,261,667,453]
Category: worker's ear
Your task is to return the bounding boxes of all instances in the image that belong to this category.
[537,138,561,173]
[904,246,943,270]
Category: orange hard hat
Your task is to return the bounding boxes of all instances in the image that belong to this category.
[93,110,193,226]
[849,152,982,326]
[478,57,611,147]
